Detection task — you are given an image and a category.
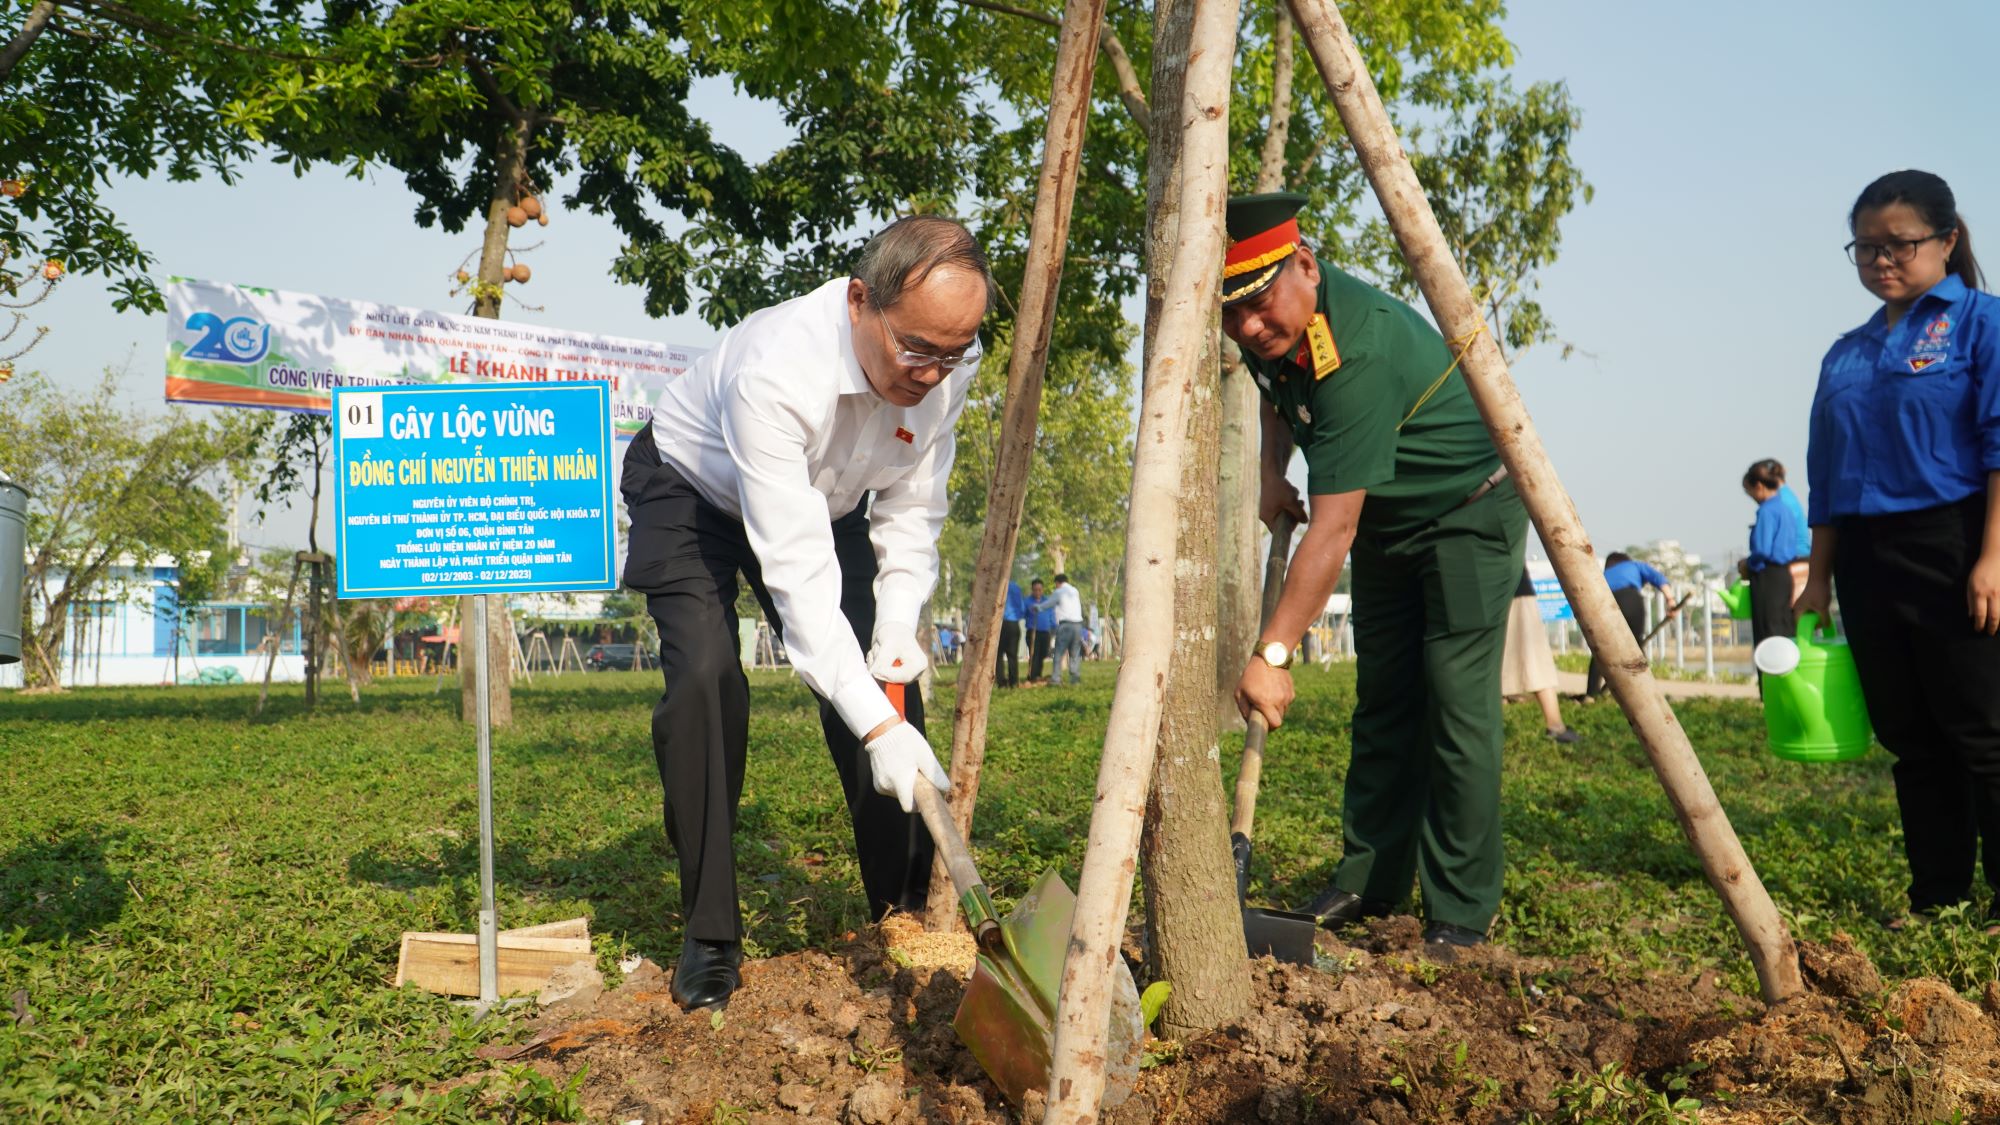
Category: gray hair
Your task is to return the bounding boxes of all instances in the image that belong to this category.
[851,215,998,313]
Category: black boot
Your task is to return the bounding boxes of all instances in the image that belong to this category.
[1421,921,1486,948]
[1302,887,1393,930]
[671,937,742,1010]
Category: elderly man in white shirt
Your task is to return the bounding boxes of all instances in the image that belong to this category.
[621,216,992,1010]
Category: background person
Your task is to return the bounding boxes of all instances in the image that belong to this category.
[1026,578,1055,683]
[1048,573,1085,684]
[997,579,1025,688]
[1795,169,2000,932]
[1737,459,1811,670]
[1582,552,1676,700]
[1501,569,1579,744]
[622,216,991,1009]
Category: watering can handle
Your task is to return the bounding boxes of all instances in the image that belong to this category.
[885,680,1003,950]
[1797,611,1830,642]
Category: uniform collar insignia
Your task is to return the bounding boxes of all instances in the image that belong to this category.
[1305,314,1340,379]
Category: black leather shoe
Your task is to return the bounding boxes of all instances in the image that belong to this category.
[671,937,742,1010]
[1302,887,1393,930]
[1422,921,1487,948]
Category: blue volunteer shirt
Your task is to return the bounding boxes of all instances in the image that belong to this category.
[1746,485,1809,572]
[1028,597,1055,631]
[1004,581,1027,623]
[1604,559,1668,593]
[1806,274,2000,525]
[1780,485,1810,558]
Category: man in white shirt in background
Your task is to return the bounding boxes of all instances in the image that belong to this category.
[621,216,993,1010]
[1047,572,1086,685]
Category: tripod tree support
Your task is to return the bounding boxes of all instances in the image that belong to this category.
[1284,0,1802,1005]
[927,0,1110,929]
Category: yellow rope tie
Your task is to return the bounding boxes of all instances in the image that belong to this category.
[1399,321,1487,431]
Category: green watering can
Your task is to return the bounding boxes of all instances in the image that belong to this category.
[1752,612,1873,763]
[1715,580,1753,620]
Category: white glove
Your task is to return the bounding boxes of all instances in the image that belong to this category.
[866,621,928,684]
[864,722,952,813]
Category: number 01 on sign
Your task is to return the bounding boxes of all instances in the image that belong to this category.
[333,381,617,1007]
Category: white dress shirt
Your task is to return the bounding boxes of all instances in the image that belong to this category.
[1050,583,1084,624]
[648,278,972,738]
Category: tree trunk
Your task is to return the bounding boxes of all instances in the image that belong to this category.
[1215,0,1298,723]
[1137,0,1250,1039]
[1214,344,1261,724]
[926,0,1107,929]
[458,115,529,729]
[1044,0,1239,1115]
[1284,0,1803,1006]
[256,556,302,715]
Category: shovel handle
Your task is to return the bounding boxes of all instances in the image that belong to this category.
[885,679,1003,950]
[1235,518,1295,840]
[1260,515,1297,628]
[1231,713,1268,839]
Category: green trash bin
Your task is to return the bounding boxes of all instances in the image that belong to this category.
[0,479,27,666]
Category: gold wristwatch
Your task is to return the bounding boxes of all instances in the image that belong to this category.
[1255,640,1294,670]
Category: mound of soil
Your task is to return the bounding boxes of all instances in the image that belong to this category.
[484,920,2000,1123]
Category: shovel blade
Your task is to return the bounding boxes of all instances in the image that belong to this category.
[1243,906,1318,966]
[952,868,1144,1108]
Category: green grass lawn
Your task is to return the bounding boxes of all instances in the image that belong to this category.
[0,663,1990,1121]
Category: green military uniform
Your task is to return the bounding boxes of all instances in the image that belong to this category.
[1234,201,1527,932]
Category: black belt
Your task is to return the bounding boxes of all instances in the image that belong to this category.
[1459,464,1510,508]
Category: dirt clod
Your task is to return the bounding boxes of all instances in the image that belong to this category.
[843,1077,903,1124]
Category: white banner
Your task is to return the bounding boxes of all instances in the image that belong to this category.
[164,277,701,441]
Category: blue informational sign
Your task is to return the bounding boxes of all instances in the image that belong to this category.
[1533,575,1574,622]
[332,381,616,599]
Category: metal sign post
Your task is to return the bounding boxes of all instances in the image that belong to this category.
[332,380,616,1006]
[472,592,498,1004]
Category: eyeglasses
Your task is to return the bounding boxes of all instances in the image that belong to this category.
[1845,229,1953,266]
[876,305,983,371]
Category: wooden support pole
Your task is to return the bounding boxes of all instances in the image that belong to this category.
[926,0,1109,930]
[1283,0,1803,1005]
[1042,0,1241,1116]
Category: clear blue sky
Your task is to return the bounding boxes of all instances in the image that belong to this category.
[21,0,2000,567]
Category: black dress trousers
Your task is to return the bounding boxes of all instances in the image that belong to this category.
[996,620,1021,687]
[1835,495,2000,913]
[1748,561,1797,651]
[620,429,935,942]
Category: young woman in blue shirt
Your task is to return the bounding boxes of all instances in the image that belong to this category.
[1736,458,1810,658]
[1795,170,2000,931]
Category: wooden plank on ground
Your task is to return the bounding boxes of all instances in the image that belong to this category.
[394,926,593,998]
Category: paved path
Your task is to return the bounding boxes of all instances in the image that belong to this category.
[1554,670,1760,701]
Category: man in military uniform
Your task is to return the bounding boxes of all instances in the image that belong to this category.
[1224,192,1524,948]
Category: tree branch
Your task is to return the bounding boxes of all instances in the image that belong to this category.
[1253,0,1293,192]
[953,0,1148,134]
[0,0,57,84]
[464,51,529,127]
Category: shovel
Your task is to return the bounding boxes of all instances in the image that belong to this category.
[1229,515,1320,965]
[1639,593,1696,647]
[885,682,1144,1108]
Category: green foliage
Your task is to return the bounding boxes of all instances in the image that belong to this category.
[0,371,266,687]
[1139,979,1172,1029]
[0,0,308,311]
[1520,1063,1703,1125]
[940,328,1134,612]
